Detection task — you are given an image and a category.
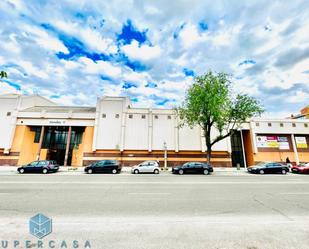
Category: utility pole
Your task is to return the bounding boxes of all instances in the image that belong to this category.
[163,141,167,170]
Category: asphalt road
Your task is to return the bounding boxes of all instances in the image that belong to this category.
[0,173,309,249]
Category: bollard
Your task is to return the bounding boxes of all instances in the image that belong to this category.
[237,163,240,170]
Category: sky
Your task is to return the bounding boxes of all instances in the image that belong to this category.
[0,0,308,118]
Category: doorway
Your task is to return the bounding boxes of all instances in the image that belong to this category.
[230,130,245,167]
[47,148,72,166]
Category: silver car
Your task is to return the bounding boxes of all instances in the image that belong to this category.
[131,161,160,174]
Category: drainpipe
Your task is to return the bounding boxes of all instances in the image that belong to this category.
[163,141,167,170]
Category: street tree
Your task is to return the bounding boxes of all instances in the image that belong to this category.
[177,71,264,164]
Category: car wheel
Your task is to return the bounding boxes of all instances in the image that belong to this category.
[112,169,117,174]
[154,169,159,174]
[179,169,184,175]
[19,168,25,174]
[134,169,139,174]
[259,170,264,174]
[203,169,209,175]
[42,168,48,174]
[282,169,287,174]
[87,169,93,174]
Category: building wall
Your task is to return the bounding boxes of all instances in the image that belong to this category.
[124,112,149,150]
[72,126,94,166]
[83,150,232,167]
[243,130,254,166]
[11,125,39,165]
[0,94,57,152]
[152,114,176,150]
[0,97,19,150]
[95,98,125,150]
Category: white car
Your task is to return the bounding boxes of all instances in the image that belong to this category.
[131,161,160,174]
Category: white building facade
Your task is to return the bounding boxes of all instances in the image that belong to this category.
[0,94,309,167]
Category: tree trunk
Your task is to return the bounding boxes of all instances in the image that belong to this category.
[206,144,212,165]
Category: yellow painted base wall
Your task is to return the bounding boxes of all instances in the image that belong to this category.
[298,152,309,163]
[253,151,296,163]
[71,126,94,166]
[11,125,45,165]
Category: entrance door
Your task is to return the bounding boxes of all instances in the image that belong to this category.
[230,130,245,167]
[47,149,72,166]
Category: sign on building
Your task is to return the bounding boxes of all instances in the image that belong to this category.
[278,136,290,150]
[256,136,289,149]
[295,136,308,149]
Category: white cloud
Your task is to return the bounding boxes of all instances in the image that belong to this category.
[0,0,308,115]
[121,40,161,61]
[78,57,122,77]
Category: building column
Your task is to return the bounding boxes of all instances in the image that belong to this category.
[120,112,127,152]
[148,109,153,152]
[249,122,258,154]
[64,126,72,166]
[200,127,206,152]
[291,134,300,165]
[92,97,101,152]
[36,126,45,160]
[174,115,179,152]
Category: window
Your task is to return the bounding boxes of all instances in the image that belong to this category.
[268,123,272,127]
[154,115,158,119]
[37,161,47,166]
[6,112,11,116]
[115,114,120,118]
[129,114,133,119]
[255,122,259,127]
[30,126,42,143]
[141,114,146,119]
[280,123,284,127]
[305,123,308,128]
[102,114,106,118]
[292,123,296,127]
[167,115,171,119]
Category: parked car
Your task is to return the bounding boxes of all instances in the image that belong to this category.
[172,162,213,175]
[84,160,121,174]
[247,162,289,174]
[131,161,160,174]
[17,160,59,174]
[291,163,309,174]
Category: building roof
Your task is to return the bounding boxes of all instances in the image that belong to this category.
[20,106,96,113]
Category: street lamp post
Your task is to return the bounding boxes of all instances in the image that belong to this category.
[163,141,167,170]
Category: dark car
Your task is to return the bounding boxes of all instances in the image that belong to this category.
[247,162,289,174]
[172,162,213,175]
[84,160,121,174]
[291,163,309,174]
[17,160,59,174]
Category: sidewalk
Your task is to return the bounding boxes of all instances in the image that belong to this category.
[0,165,248,175]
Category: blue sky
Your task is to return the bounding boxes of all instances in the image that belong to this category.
[0,0,308,117]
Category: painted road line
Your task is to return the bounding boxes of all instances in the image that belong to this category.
[128,192,171,195]
[280,192,309,195]
[1,181,309,185]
